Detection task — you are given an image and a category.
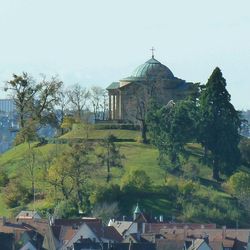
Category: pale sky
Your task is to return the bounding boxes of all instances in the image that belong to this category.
[0,0,249,109]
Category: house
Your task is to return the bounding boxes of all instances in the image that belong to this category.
[16,211,41,220]
[74,238,156,250]
[43,218,122,250]
[186,239,212,250]
[0,232,15,250]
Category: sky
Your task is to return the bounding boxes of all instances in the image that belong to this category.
[0,0,249,109]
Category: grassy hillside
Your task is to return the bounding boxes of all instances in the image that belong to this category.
[0,124,249,226]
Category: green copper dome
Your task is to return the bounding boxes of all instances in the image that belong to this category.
[123,56,174,81]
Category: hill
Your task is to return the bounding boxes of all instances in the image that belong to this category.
[0,124,249,227]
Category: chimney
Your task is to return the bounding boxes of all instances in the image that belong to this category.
[123,215,126,221]
[204,233,209,245]
[222,226,226,240]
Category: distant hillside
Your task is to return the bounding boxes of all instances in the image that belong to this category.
[0,123,249,227]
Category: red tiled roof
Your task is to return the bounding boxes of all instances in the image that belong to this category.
[54,218,101,227]
[104,226,123,242]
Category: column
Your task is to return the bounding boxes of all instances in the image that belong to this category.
[109,94,112,120]
[116,94,120,120]
[112,95,116,120]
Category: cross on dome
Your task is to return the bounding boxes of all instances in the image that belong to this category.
[150,46,155,58]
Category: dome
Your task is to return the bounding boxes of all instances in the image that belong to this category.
[123,56,174,81]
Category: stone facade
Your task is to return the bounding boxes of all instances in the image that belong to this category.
[107,56,196,124]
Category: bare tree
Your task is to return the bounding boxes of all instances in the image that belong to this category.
[66,83,90,121]
[90,86,108,120]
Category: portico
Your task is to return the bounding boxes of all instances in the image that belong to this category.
[108,87,122,120]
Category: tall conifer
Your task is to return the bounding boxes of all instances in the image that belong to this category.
[199,67,241,180]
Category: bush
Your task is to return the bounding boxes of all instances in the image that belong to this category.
[3,178,32,208]
[53,200,78,219]
[227,172,250,195]
[178,179,197,198]
[182,162,200,180]
[90,184,122,206]
[0,168,9,187]
[92,202,120,223]
[120,170,151,192]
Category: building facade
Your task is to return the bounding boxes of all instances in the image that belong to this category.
[106,55,196,123]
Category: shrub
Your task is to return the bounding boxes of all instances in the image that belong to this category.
[53,200,78,219]
[92,202,120,224]
[227,172,250,195]
[90,184,122,206]
[3,178,31,208]
[182,162,200,180]
[120,170,151,192]
[0,168,9,187]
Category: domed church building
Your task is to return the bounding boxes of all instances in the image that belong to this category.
[106,52,196,123]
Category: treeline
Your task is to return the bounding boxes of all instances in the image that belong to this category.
[146,67,246,180]
[3,72,108,145]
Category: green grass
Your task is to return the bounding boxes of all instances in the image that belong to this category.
[61,125,140,140]
[0,124,249,226]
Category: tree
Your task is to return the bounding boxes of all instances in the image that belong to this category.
[90,86,106,120]
[5,73,63,130]
[120,169,151,191]
[147,98,197,172]
[48,141,95,212]
[4,73,38,128]
[227,172,250,211]
[3,177,31,208]
[239,138,250,166]
[92,202,120,224]
[199,67,241,180]
[67,84,90,121]
[13,118,37,146]
[22,148,40,203]
[33,74,63,128]
[98,134,124,182]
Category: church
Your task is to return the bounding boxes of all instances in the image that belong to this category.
[106,51,196,123]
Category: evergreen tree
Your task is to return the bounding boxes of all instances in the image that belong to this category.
[147,98,197,172]
[199,67,241,180]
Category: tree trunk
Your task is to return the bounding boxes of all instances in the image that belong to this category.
[107,159,110,183]
[141,121,148,144]
[212,157,220,180]
[204,146,208,163]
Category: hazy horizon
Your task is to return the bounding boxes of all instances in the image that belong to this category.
[0,0,249,110]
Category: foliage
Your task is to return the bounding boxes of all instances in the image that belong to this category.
[3,178,31,208]
[120,169,151,191]
[92,202,120,224]
[53,200,79,219]
[61,115,76,132]
[90,184,122,205]
[147,98,197,172]
[239,138,250,166]
[199,67,241,179]
[0,168,9,187]
[98,134,125,182]
[48,140,96,212]
[5,73,63,129]
[182,162,200,180]
[13,119,37,146]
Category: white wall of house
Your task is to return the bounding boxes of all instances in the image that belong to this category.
[63,223,98,250]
